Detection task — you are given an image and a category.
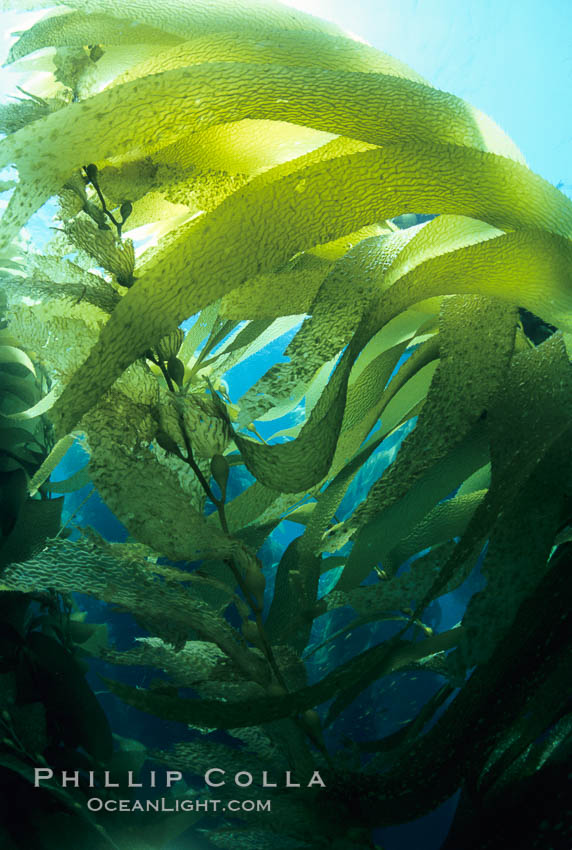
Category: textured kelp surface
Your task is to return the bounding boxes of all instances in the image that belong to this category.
[0,1,571,848]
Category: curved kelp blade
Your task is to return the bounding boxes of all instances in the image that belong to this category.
[233,316,375,491]
[6,11,184,65]
[100,627,461,729]
[428,335,572,675]
[1,0,346,41]
[27,434,75,496]
[0,385,60,421]
[383,489,487,575]
[44,463,92,494]
[264,537,321,653]
[236,231,413,425]
[336,294,516,590]
[416,334,572,622]
[0,52,528,237]
[0,538,262,679]
[330,331,439,476]
[0,344,36,376]
[47,146,572,439]
[84,392,233,562]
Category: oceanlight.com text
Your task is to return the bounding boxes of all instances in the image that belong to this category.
[87,797,272,813]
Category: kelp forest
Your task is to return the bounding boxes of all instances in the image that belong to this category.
[0,1,570,848]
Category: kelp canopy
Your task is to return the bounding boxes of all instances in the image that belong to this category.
[0,0,571,848]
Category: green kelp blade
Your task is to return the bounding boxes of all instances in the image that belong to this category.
[382,214,502,289]
[336,295,515,590]
[84,392,233,562]
[262,373,439,652]
[211,317,275,361]
[328,341,412,475]
[384,489,487,575]
[0,344,36,376]
[7,0,347,39]
[283,502,317,526]
[221,480,282,535]
[232,289,421,492]
[97,639,231,690]
[427,335,572,610]
[48,143,572,439]
[111,27,430,88]
[0,538,263,679]
[300,351,429,560]
[324,627,461,727]
[7,11,184,65]
[65,219,136,284]
[234,326,363,491]
[347,304,438,386]
[27,434,75,496]
[237,232,406,424]
[457,463,491,496]
[0,35,556,248]
[0,385,58,422]
[358,683,455,759]
[304,433,390,557]
[0,372,37,407]
[44,463,92,494]
[331,332,439,472]
[304,611,412,661]
[264,537,322,653]
[371,227,572,333]
[329,361,437,486]
[0,47,523,210]
[233,239,424,427]
[101,627,461,729]
[330,419,489,567]
[177,300,220,369]
[219,224,393,326]
[219,477,316,538]
[1,270,121,316]
[441,335,572,676]
[219,253,331,321]
[0,426,41,453]
[323,541,460,623]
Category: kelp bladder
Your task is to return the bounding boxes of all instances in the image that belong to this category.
[0,1,571,848]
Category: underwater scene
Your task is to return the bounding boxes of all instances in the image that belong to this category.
[0,0,571,847]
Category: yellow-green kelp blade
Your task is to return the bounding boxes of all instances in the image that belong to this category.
[111,28,431,88]
[419,334,572,657]
[47,142,572,441]
[0,54,527,245]
[336,295,516,590]
[6,12,184,64]
[0,0,346,39]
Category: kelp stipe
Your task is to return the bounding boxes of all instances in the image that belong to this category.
[0,1,571,848]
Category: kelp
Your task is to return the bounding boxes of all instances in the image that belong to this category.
[102,627,461,729]
[0,536,265,678]
[46,161,572,438]
[336,294,516,589]
[322,541,572,831]
[0,1,571,848]
[236,228,417,424]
